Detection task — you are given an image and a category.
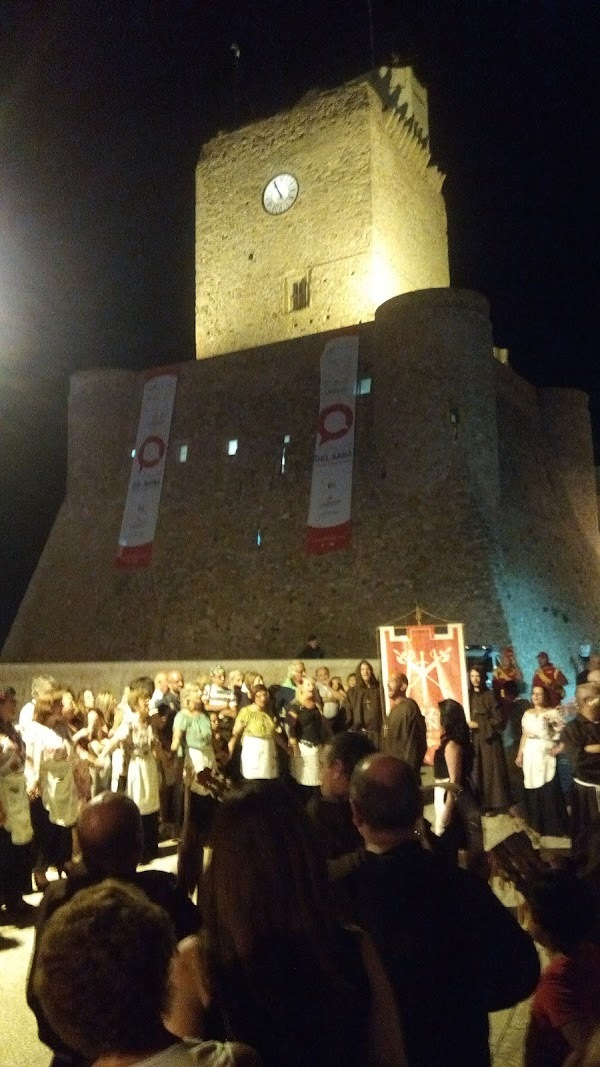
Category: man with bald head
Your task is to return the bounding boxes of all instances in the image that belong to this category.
[563,682,600,847]
[27,792,198,1067]
[349,754,539,1067]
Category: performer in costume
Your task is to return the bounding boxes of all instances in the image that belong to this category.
[532,652,568,709]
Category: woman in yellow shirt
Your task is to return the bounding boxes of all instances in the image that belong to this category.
[229,685,288,781]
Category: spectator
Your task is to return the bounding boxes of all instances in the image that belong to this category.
[298,634,326,659]
[27,791,199,1067]
[307,731,375,919]
[271,661,305,719]
[349,754,540,1067]
[524,872,600,1067]
[166,783,406,1067]
[33,879,258,1067]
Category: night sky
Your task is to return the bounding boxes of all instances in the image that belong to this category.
[0,1,597,647]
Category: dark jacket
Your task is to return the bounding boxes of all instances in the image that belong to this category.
[354,840,540,1067]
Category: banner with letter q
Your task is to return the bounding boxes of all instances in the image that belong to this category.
[306,334,358,554]
[115,371,178,569]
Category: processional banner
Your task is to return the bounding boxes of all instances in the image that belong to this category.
[378,623,469,757]
[306,334,358,554]
[115,371,178,569]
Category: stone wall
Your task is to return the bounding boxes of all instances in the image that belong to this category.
[370,92,448,303]
[4,289,600,683]
[492,364,600,683]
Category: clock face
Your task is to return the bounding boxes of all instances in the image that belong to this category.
[262,173,299,215]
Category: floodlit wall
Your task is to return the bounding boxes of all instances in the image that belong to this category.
[196,81,374,357]
[4,290,600,677]
[195,68,448,358]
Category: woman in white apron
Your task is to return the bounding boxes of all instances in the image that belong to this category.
[516,685,568,837]
[229,684,288,780]
[288,677,329,799]
[27,691,81,887]
[121,688,160,864]
[171,682,220,898]
[0,687,34,911]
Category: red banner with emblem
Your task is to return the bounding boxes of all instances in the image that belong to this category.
[378,623,469,759]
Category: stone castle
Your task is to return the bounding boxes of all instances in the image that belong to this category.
[3,66,600,679]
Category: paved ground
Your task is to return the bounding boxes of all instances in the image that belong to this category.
[1,813,561,1067]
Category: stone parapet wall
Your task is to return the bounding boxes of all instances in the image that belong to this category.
[0,660,369,717]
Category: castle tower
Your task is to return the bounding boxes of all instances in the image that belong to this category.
[195,66,449,358]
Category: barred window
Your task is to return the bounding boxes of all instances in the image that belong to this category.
[286,272,310,312]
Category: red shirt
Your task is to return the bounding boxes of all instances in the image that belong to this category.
[527,942,600,1066]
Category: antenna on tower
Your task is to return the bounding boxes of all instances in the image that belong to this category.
[366,0,375,69]
[231,42,241,126]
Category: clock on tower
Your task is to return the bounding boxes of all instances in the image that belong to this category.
[195,66,449,359]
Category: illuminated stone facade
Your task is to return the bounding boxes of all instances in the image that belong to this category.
[196,67,448,358]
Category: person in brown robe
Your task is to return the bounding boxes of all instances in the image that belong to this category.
[346,660,383,745]
[468,666,513,814]
[382,672,426,776]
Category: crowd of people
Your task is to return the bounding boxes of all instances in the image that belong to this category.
[3,643,600,1065]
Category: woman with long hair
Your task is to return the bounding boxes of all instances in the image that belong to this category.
[87,690,115,797]
[516,685,568,838]
[166,783,406,1067]
[433,698,483,868]
[347,661,382,744]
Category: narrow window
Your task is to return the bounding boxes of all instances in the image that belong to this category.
[227,439,238,456]
[280,433,291,474]
[256,529,262,546]
[358,377,372,395]
[178,444,188,463]
[286,273,310,312]
[130,448,136,459]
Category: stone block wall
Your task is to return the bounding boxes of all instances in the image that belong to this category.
[196,81,374,357]
[195,69,449,359]
[493,364,600,685]
[4,289,600,680]
[369,93,448,303]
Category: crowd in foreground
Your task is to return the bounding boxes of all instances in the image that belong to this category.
[3,646,600,1065]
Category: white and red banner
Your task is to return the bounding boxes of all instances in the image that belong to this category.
[378,623,469,759]
[115,371,178,569]
[306,334,359,554]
